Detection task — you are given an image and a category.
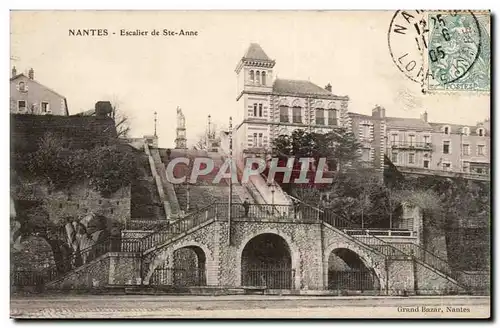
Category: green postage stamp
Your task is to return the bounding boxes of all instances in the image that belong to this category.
[425,11,490,92]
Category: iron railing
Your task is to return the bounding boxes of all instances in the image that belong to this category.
[219,203,320,222]
[353,234,410,258]
[139,203,217,251]
[13,237,115,287]
[343,229,417,238]
[391,141,432,149]
[242,265,294,289]
[149,267,206,287]
[328,270,378,292]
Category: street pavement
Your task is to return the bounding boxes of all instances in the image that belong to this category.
[11,295,490,319]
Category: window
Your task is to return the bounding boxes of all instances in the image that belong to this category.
[443,141,450,154]
[17,100,26,112]
[316,109,325,125]
[41,102,49,113]
[279,106,289,122]
[292,107,302,123]
[423,135,430,146]
[391,134,398,146]
[18,82,26,92]
[442,163,451,171]
[423,160,429,168]
[409,153,415,164]
[477,145,485,156]
[477,128,484,136]
[249,70,254,83]
[476,168,484,174]
[462,127,470,135]
[391,151,398,163]
[362,124,370,138]
[463,162,469,172]
[408,135,415,146]
[462,144,470,156]
[262,71,266,85]
[328,110,337,126]
[253,104,257,117]
[256,71,260,84]
[258,104,263,117]
[258,133,263,147]
[444,126,450,134]
[362,148,370,161]
[253,133,257,147]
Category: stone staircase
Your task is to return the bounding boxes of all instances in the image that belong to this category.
[321,220,467,293]
[149,147,181,217]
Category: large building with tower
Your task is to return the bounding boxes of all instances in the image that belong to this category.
[232,43,349,164]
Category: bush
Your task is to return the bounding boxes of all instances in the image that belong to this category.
[14,132,137,196]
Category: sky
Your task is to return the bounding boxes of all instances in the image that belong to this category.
[10,11,490,148]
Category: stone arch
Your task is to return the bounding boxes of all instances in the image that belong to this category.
[236,229,301,289]
[278,97,290,107]
[314,100,324,108]
[323,241,386,292]
[143,241,215,285]
[291,98,305,108]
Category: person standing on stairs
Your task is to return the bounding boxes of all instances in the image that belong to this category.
[243,198,250,218]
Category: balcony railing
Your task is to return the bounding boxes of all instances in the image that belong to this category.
[396,166,490,181]
[343,228,417,238]
[390,141,432,150]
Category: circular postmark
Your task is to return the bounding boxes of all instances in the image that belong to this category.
[388,10,481,88]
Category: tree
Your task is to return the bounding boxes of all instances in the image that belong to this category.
[111,98,131,138]
[271,128,361,171]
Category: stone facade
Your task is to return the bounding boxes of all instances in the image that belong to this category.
[233,43,349,164]
[14,180,131,226]
[38,216,467,295]
[46,252,142,290]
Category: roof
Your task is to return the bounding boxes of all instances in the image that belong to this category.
[386,117,433,130]
[348,112,373,119]
[272,79,334,97]
[428,122,487,136]
[242,43,272,61]
[10,73,67,100]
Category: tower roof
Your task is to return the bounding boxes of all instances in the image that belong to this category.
[242,43,272,61]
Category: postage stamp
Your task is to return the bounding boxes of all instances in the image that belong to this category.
[388,10,490,93]
[425,11,490,92]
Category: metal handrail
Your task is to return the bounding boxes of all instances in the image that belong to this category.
[15,237,115,286]
[138,202,218,252]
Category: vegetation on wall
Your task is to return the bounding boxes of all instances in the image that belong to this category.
[12,132,138,196]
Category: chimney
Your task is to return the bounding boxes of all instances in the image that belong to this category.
[11,66,17,78]
[372,105,386,119]
[325,83,332,92]
[95,101,113,117]
[420,111,428,123]
[28,68,34,80]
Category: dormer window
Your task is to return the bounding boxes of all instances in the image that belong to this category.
[477,128,485,137]
[443,126,450,135]
[18,82,26,92]
[462,127,470,136]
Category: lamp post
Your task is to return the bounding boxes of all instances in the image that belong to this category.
[268,182,276,215]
